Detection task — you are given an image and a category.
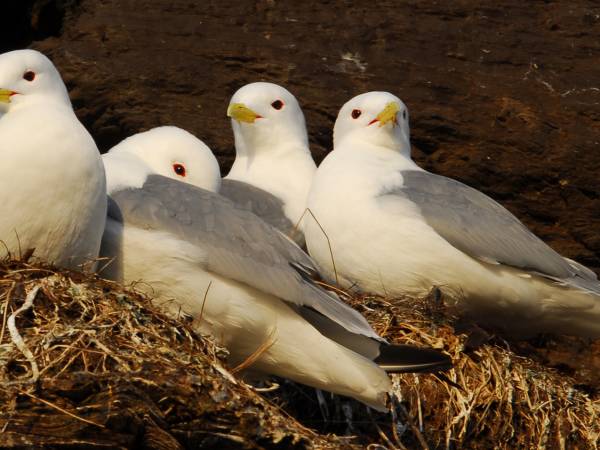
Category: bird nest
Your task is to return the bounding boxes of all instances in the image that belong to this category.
[342,291,600,449]
[0,261,346,449]
[0,261,598,449]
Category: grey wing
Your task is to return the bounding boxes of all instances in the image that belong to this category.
[384,170,600,291]
[110,175,381,341]
[564,257,598,281]
[220,179,305,246]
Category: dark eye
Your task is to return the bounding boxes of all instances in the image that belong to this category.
[351,109,362,119]
[402,110,407,120]
[271,99,284,110]
[23,71,36,82]
[173,163,186,177]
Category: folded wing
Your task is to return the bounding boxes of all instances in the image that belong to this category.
[381,170,600,294]
[110,175,382,341]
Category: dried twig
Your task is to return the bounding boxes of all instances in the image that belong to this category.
[15,388,105,428]
[304,208,339,285]
[6,284,41,384]
[0,282,15,344]
[198,280,212,323]
[231,327,277,375]
[367,407,402,450]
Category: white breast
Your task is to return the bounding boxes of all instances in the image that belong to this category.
[0,103,106,270]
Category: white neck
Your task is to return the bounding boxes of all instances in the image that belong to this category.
[315,141,421,201]
[226,143,317,224]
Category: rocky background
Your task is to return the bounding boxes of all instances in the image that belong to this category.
[3,0,600,273]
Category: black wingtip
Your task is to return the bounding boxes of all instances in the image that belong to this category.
[374,343,453,374]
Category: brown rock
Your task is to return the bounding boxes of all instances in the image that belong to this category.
[5,4,600,279]
[13,0,597,273]
[5,0,600,272]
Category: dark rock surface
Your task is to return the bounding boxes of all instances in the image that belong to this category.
[7,0,600,273]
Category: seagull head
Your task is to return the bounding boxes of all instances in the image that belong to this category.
[104,126,221,194]
[227,82,309,156]
[0,49,70,113]
[333,91,411,156]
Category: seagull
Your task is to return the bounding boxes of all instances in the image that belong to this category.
[100,126,451,410]
[305,91,600,338]
[224,82,317,246]
[0,49,106,270]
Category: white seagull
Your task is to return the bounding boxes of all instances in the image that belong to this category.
[0,49,106,270]
[305,91,600,338]
[224,82,316,246]
[100,126,451,410]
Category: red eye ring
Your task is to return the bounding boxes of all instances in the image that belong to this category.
[351,109,362,119]
[173,163,186,177]
[271,99,284,110]
[23,71,35,82]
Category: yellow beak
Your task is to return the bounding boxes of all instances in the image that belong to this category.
[374,101,400,127]
[227,103,262,123]
[0,89,14,104]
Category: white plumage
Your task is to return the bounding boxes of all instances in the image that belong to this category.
[99,126,450,410]
[103,126,221,194]
[0,49,106,270]
[306,91,600,338]
[224,82,316,245]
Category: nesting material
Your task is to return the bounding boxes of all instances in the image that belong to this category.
[344,291,600,449]
[0,260,598,449]
[0,261,347,449]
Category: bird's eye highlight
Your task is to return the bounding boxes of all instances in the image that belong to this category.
[351,109,362,119]
[173,163,186,177]
[271,100,284,110]
[23,71,36,82]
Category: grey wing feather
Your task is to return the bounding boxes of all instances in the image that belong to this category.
[110,175,381,341]
[106,195,123,222]
[220,179,305,246]
[384,170,600,293]
[564,257,598,281]
[298,305,452,373]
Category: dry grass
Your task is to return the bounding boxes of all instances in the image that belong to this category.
[343,291,600,449]
[0,261,350,449]
[0,260,598,449]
